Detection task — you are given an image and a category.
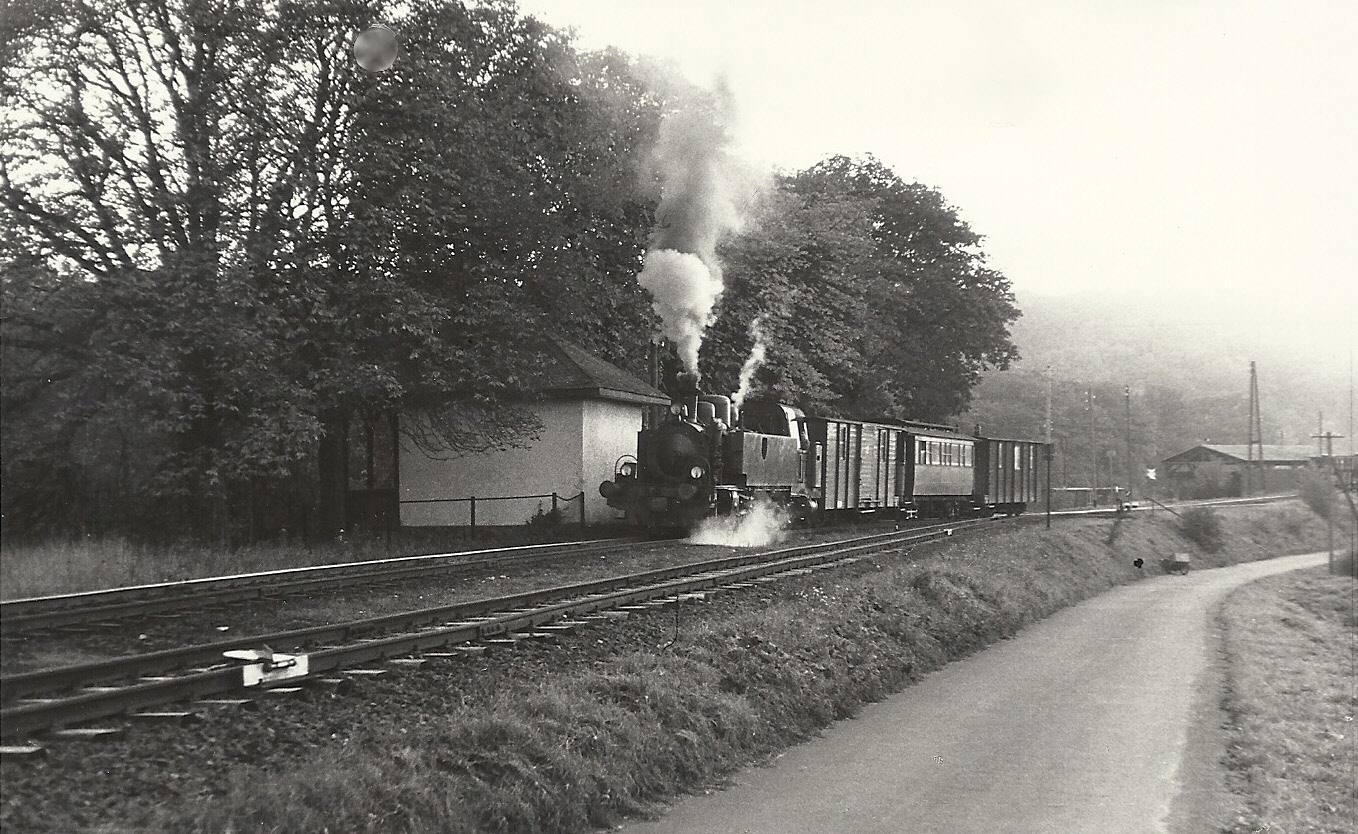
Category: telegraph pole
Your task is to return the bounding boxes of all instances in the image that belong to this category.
[1246,362,1263,494]
[1088,388,1097,505]
[1124,386,1132,499]
[1311,414,1347,573]
[1310,417,1345,458]
[1045,367,1053,528]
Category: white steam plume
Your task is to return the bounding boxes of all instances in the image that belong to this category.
[639,82,747,377]
[687,498,789,547]
[731,316,767,408]
[638,250,722,374]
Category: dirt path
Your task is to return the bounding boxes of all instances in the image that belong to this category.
[619,551,1330,834]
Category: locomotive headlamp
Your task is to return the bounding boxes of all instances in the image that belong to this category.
[620,462,636,477]
[690,465,705,479]
[670,403,683,415]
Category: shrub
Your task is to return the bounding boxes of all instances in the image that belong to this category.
[1178,507,1224,552]
[1297,467,1336,521]
[526,503,563,528]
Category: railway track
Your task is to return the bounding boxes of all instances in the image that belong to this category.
[1047,492,1296,518]
[5,494,1292,635]
[0,518,997,742]
[1,495,1298,745]
[0,536,651,634]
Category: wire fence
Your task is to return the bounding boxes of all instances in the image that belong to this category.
[398,490,587,534]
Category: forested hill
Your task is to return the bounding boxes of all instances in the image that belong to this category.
[962,290,1353,489]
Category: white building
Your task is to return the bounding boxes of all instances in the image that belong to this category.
[398,339,669,528]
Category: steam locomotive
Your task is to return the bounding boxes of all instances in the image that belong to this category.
[599,373,1049,533]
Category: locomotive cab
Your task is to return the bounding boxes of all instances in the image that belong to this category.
[728,401,813,518]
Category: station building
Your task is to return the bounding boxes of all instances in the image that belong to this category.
[1160,444,1316,498]
[395,339,669,528]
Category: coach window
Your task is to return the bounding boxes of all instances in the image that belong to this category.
[917,442,927,465]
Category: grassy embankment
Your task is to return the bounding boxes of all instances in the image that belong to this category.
[1219,566,1356,834]
[148,503,1332,833]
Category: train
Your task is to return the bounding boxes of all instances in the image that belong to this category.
[599,373,1049,533]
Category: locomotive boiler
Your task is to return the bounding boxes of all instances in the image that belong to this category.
[598,373,813,532]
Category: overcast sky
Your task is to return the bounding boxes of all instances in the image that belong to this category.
[516,0,1356,342]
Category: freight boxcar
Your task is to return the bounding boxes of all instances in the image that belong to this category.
[974,436,1046,515]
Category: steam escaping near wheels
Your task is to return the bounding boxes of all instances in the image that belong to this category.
[687,499,789,547]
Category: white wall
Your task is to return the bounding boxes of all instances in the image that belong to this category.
[399,398,649,527]
[400,400,582,527]
[580,399,647,524]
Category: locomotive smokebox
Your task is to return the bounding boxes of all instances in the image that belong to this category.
[676,371,701,420]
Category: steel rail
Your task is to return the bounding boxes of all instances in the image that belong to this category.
[0,537,648,633]
[0,519,995,738]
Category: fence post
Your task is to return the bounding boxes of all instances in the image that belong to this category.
[579,491,586,528]
[469,496,476,536]
[552,491,559,524]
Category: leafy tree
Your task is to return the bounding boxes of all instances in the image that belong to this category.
[1,0,667,541]
[789,155,1020,421]
[703,155,1019,423]
[702,183,871,413]
[1,0,375,538]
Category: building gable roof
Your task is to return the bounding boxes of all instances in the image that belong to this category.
[1162,444,1317,465]
[533,338,670,406]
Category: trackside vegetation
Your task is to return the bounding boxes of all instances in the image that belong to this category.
[129,506,1330,834]
[1219,567,1356,834]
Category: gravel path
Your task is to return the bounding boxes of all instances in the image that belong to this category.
[615,551,1330,834]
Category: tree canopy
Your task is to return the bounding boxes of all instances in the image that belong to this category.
[703,155,1019,422]
[1,0,1020,542]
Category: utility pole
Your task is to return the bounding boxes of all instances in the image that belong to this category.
[1311,415,1345,458]
[1246,362,1263,495]
[1045,367,1053,528]
[1310,414,1348,573]
[1045,367,1054,446]
[1088,388,1097,505]
[1124,385,1132,499]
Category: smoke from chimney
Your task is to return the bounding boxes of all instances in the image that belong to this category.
[732,316,767,408]
[638,82,745,378]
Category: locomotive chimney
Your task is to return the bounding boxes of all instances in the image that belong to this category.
[676,371,701,421]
